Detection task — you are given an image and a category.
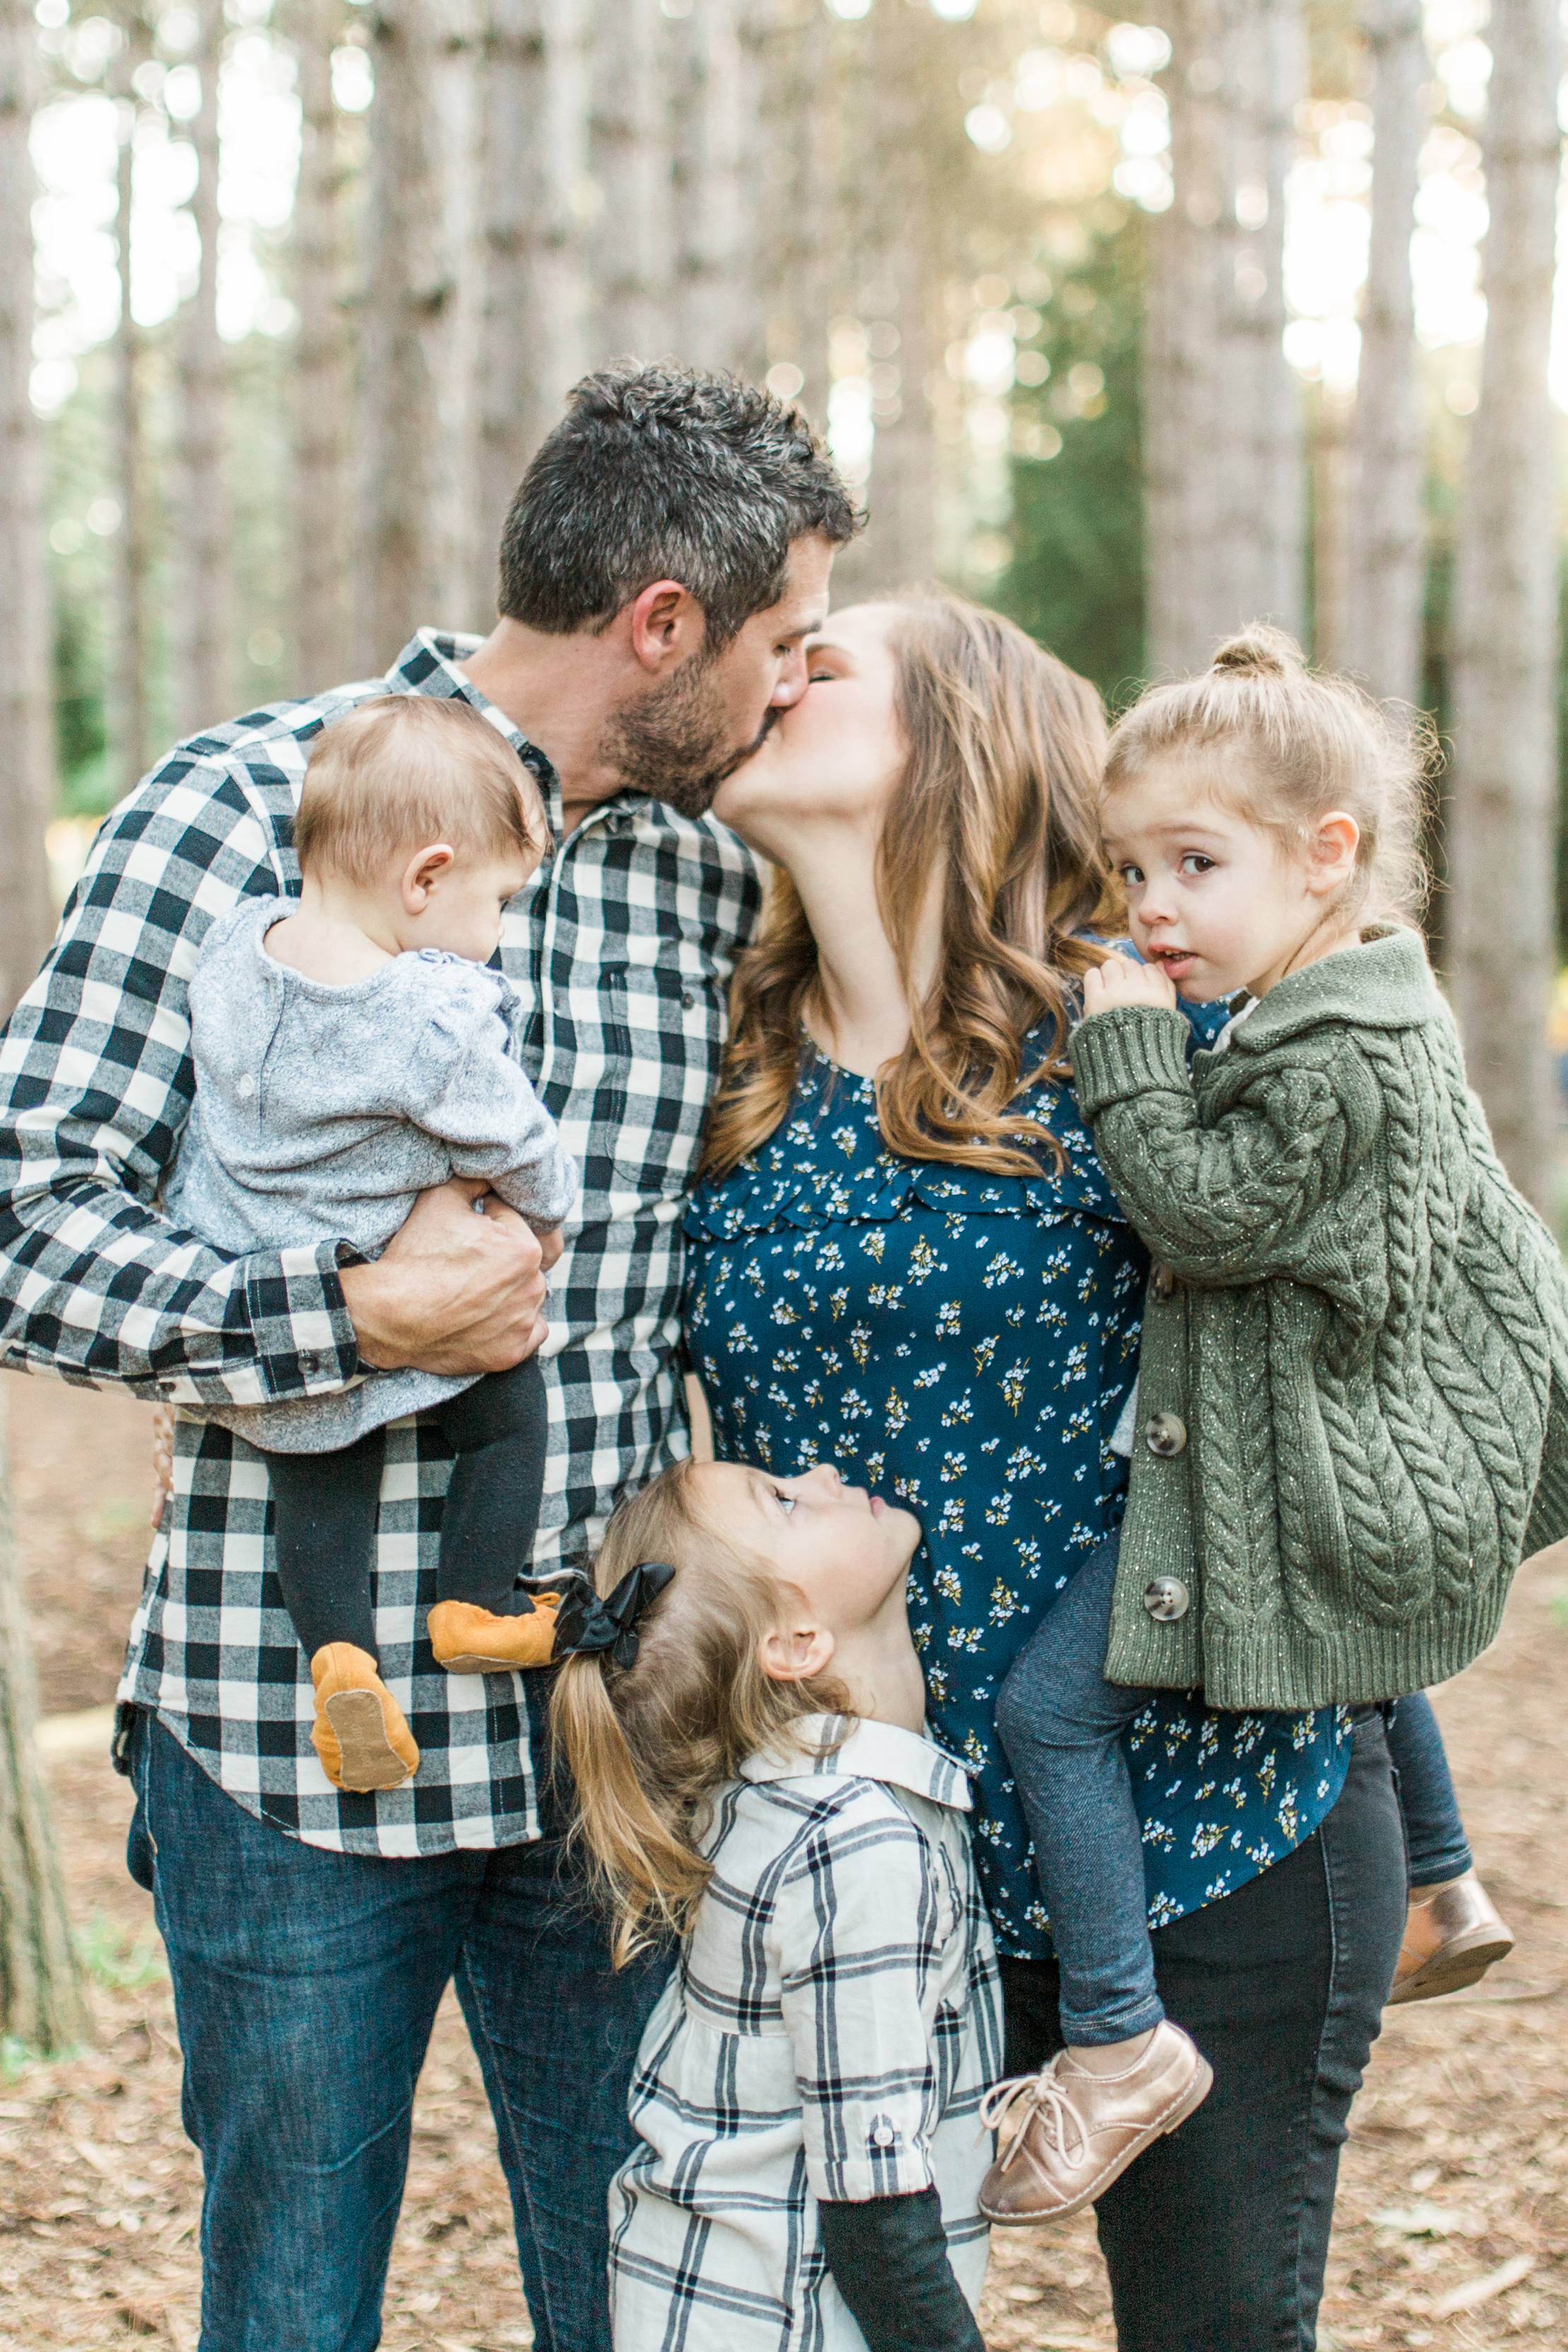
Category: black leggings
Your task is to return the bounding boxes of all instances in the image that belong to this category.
[264,1356,548,1662]
[1000,1708,1406,2352]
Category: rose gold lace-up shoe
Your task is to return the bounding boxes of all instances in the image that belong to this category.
[1389,1870,1514,2005]
[978,2021,1213,2225]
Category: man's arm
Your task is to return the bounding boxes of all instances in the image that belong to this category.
[0,751,548,1400]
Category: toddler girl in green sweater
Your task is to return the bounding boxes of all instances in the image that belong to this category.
[980,625,1567,2228]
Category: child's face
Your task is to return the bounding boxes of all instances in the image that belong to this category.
[399,846,537,963]
[690,1461,921,1636]
[1102,760,1351,1003]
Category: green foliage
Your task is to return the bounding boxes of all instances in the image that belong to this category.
[996,208,1146,706]
[73,1912,166,1992]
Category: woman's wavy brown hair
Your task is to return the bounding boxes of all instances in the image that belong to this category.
[700,589,1114,1180]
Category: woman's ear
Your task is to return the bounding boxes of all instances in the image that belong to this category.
[759,1620,837,1683]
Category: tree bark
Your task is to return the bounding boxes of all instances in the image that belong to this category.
[107,12,155,790]
[290,0,349,694]
[671,0,761,377]
[1147,0,1306,669]
[173,0,230,738]
[0,1384,91,2054]
[473,0,589,606]
[1448,0,1562,1209]
[355,1,449,675]
[589,0,668,366]
[0,0,54,1013]
[1344,0,1427,706]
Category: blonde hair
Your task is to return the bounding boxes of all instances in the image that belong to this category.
[1104,625,1433,929]
[549,1460,853,1967]
[294,697,550,888]
[701,588,1116,1181]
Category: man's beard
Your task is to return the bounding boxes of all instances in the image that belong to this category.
[598,657,777,818]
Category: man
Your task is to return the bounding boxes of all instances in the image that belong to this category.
[0,366,858,2352]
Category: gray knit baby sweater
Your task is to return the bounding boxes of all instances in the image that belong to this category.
[1071,927,1568,1710]
[165,893,577,1453]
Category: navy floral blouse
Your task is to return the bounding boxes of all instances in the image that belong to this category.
[683,1025,1350,1961]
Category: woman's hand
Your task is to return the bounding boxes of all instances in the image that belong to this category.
[151,1401,174,1529]
[1083,955,1179,1018]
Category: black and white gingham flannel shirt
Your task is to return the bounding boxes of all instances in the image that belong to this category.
[0,632,761,1853]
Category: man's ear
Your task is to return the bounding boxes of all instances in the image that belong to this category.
[402,842,455,912]
[759,1620,837,1684]
[1307,811,1360,898]
[627,579,707,675]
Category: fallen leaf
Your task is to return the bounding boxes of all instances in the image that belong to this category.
[117,2303,163,2337]
[71,2135,119,2176]
[1368,2200,1476,2238]
[1430,2253,1535,2317]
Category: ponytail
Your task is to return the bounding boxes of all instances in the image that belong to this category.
[549,1458,853,1965]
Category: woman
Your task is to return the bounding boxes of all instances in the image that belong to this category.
[683,589,1406,2352]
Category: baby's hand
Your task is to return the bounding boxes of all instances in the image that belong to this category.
[1082,954,1179,1018]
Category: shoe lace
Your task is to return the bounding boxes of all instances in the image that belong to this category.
[978,2066,1089,2175]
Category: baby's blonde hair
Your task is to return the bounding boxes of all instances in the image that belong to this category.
[294,696,549,888]
[1104,625,1434,929]
[550,1460,852,1966]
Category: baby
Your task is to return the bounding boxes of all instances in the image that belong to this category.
[164,695,577,1794]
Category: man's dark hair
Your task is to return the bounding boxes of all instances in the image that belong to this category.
[497,364,862,649]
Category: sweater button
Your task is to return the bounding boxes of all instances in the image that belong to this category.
[1150,1261,1176,1300]
[1143,1577,1190,1621]
[1143,1412,1187,1458]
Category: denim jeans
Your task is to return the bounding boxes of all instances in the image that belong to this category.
[1001,1708,1407,2352]
[1386,1688,1473,1886]
[994,1533,1166,2045]
[124,1707,668,2352]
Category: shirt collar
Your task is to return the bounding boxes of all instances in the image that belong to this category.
[384,628,562,825]
[738,1713,974,1814]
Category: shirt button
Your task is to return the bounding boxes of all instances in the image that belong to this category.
[1143,1577,1190,1621]
[300,1351,322,1372]
[872,2124,895,2148]
[1150,1262,1176,1300]
[1143,1411,1187,1458]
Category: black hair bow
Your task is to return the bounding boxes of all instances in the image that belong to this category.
[523,1560,676,1671]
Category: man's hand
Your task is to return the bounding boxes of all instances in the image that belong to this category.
[1082,954,1179,1018]
[341,1179,557,1375]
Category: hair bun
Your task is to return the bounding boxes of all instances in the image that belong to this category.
[1209,623,1304,680]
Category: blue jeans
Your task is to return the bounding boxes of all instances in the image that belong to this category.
[996,1534,1470,2044]
[1001,1708,1407,2352]
[124,1709,668,2352]
[1386,1688,1473,1886]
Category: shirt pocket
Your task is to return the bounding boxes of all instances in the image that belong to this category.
[596,942,727,1195]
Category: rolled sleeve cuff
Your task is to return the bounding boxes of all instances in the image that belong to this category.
[808,2109,938,2206]
[1070,1005,1193,1115]
[238,1240,361,1404]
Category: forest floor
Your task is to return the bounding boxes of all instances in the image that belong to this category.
[0,1371,1564,2351]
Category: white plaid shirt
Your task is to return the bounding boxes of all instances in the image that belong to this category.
[0,632,760,1854]
[609,1715,1002,2352]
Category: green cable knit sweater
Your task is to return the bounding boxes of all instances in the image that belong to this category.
[1071,926,1568,1710]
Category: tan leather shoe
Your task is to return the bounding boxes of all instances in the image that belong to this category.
[310,1645,419,1792]
[427,1595,562,1673]
[1389,1870,1514,2005]
[978,2020,1213,2225]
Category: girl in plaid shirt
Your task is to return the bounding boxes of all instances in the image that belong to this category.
[548,1456,1003,2352]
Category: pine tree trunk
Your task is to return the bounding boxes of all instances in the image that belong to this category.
[355,0,448,675]
[671,0,760,377]
[474,0,588,596]
[1345,0,1426,706]
[1145,0,1227,673]
[1148,0,1305,667]
[173,0,229,738]
[291,0,349,694]
[1448,0,1562,1208]
[0,0,54,1013]
[589,0,668,365]
[428,0,484,630]
[0,1386,91,2054]
[107,16,155,789]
